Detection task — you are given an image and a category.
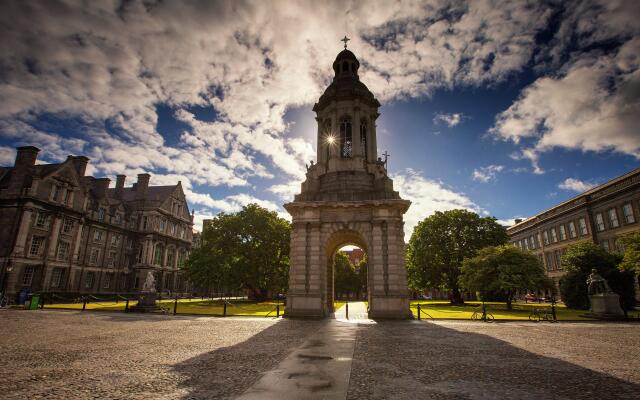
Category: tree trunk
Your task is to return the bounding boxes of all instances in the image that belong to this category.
[450,287,464,304]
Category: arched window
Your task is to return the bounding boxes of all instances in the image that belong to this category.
[342,61,349,73]
[340,118,352,158]
[167,247,175,268]
[360,122,367,159]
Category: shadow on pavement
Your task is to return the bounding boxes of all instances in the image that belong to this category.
[348,321,640,400]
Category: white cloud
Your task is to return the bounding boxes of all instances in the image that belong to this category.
[433,112,464,127]
[0,146,16,165]
[472,164,504,183]
[558,178,596,193]
[392,169,481,238]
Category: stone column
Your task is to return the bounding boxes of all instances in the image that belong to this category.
[12,208,33,256]
[47,216,63,258]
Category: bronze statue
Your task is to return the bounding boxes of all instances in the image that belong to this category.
[586,269,611,295]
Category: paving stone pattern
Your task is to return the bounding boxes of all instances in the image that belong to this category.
[1,310,639,399]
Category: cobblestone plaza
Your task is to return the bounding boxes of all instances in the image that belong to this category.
[1,310,638,399]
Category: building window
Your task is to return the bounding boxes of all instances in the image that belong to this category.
[103,273,112,289]
[35,212,49,228]
[568,221,577,238]
[22,266,35,285]
[89,249,100,265]
[111,235,120,247]
[143,216,148,230]
[339,118,352,158]
[107,251,117,267]
[56,241,70,261]
[93,230,104,242]
[167,248,175,268]
[97,207,105,222]
[64,189,71,205]
[529,236,535,250]
[177,250,186,267]
[579,218,588,235]
[595,213,605,231]
[545,252,553,271]
[622,203,635,224]
[154,245,164,265]
[50,268,64,288]
[85,272,95,289]
[536,233,541,248]
[600,240,610,252]
[550,228,558,243]
[137,247,143,263]
[559,225,567,241]
[159,219,166,232]
[29,236,45,256]
[607,208,619,228]
[61,218,74,234]
[543,231,549,245]
[51,185,61,201]
[554,250,562,269]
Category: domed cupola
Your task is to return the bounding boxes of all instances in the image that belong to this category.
[332,49,360,78]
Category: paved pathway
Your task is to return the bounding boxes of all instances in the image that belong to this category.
[334,301,369,321]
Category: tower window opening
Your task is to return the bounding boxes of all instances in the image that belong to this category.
[340,118,352,158]
[360,122,367,159]
[351,63,356,73]
[342,61,349,73]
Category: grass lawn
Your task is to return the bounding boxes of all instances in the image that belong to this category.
[410,300,593,321]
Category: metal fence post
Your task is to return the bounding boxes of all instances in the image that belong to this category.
[82,297,87,311]
[346,302,349,320]
[551,300,557,322]
[125,299,129,313]
[223,301,227,317]
[40,293,45,310]
[276,304,280,318]
[173,296,178,315]
[417,303,421,320]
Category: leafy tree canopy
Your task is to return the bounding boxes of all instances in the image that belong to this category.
[559,241,635,310]
[619,232,640,273]
[183,204,291,300]
[406,209,508,303]
[460,245,552,309]
[334,251,367,300]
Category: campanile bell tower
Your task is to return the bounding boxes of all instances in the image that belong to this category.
[284,40,411,319]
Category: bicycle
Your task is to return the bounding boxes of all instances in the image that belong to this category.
[528,307,555,322]
[471,305,494,322]
[0,293,9,308]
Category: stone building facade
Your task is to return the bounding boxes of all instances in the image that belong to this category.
[285,47,411,319]
[0,146,193,302]
[507,168,640,293]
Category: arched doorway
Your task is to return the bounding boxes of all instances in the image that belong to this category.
[324,230,368,314]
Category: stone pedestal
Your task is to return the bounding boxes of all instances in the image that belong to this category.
[584,293,625,320]
[131,291,160,313]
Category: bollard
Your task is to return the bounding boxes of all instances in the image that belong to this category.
[346,302,349,320]
[551,301,557,322]
[417,303,421,320]
[173,296,178,315]
[482,302,487,322]
[223,301,227,317]
[40,294,45,310]
[82,297,87,311]
[125,299,129,313]
[277,304,280,318]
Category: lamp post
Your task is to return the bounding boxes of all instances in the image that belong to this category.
[1,258,14,305]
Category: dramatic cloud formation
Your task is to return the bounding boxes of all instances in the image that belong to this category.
[0,0,637,228]
[433,112,464,127]
[558,178,597,193]
[472,165,504,183]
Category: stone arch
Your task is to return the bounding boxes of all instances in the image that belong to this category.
[320,223,372,313]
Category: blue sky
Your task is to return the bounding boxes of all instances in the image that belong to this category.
[0,0,638,236]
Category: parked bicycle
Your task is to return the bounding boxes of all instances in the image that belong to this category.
[471,304,494,322]
[528,307,555,322]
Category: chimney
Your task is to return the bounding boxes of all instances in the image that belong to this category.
[68,155,89,177]
[93,177,111,198]
[136,173,150,199]
[8,146,40,194]
[115,175,126,198]
[514,218,523,224]
[14,146,39,168]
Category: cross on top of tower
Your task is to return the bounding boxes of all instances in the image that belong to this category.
[341,35,350,49]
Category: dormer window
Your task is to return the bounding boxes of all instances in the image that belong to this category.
[340,118,352,158]
[51,185,61,201]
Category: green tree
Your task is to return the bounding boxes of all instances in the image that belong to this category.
[406,209,508,304]
[334,252,357,300]
[619,232,640,273]
[183,204,291,300]
[559,241,635,310]
[459,245,552,310]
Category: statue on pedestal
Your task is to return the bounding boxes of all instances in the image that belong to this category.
[132,271,159,312]
[585,268,624,318]
[141,271,156,293]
